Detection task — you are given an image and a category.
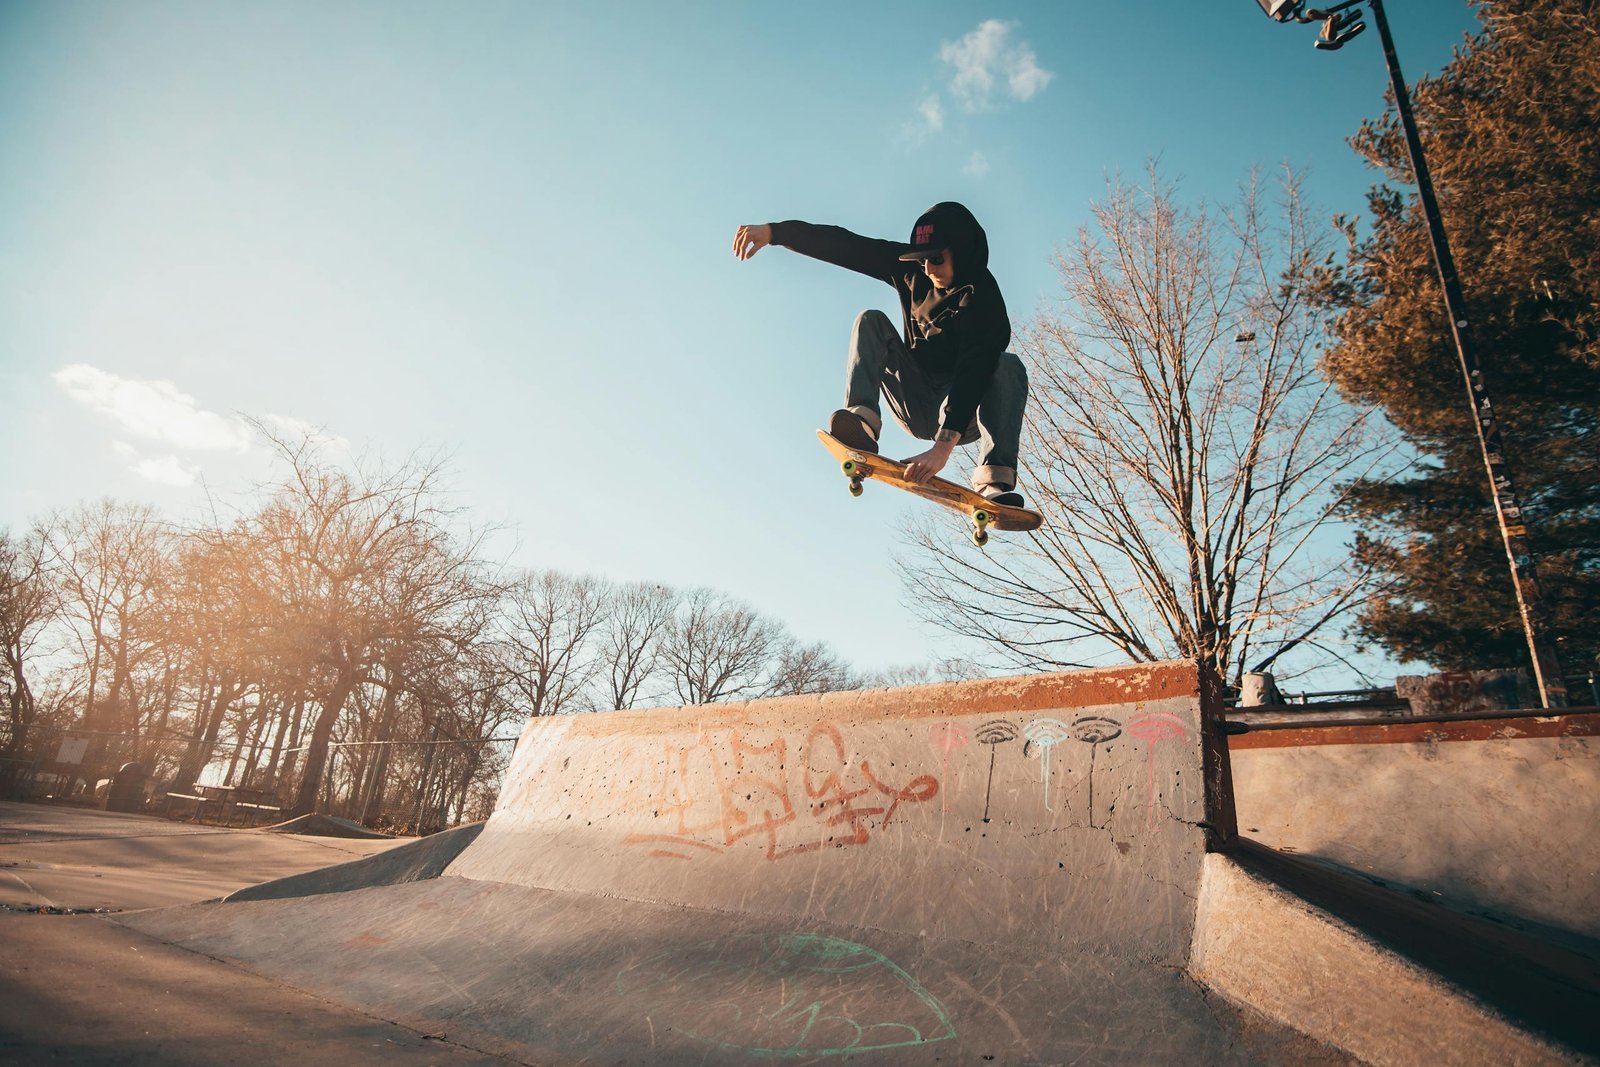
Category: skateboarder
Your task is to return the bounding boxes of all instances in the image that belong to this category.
[732,202,1027,507]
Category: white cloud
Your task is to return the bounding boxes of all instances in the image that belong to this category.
[964,151,991,178]
[902,92,945,143]
[58,366,341,488]
[54,364,252,452]
[108,439,197,487]
[132,455,198,487]
[939,20,1054,111]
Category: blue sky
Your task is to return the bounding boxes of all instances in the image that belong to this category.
[0,1,1482,684]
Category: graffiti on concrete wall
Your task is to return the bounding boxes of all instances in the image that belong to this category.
[596,705,1193,860]
[1021,718,1072,811]
[616,722,938,861]
[1126,711,1188,832]
[1070,716,1124,829]
[615,931,956,1058]
[975,718,1018,823]
[927,722,970,813]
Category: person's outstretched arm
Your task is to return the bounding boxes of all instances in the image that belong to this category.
[732,221,904,284]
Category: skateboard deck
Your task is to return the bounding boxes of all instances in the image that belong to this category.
[817,430,1043,547]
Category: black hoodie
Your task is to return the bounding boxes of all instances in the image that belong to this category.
[770,202,1011,436]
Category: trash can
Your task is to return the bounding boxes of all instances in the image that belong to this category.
[106,762,148,814]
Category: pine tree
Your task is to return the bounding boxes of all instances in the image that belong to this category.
[1320,0,1600,674]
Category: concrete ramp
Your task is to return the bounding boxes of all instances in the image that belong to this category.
[453,660,1233,961]
[126,663,1349,1065]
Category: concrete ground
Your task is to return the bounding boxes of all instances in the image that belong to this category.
[1,915,522,1065]
[0,800,406,912]
[0,800,516,1065]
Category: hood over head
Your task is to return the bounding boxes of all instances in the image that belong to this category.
[898,201,990,273]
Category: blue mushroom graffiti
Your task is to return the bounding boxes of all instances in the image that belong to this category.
[1021,717,1073,811]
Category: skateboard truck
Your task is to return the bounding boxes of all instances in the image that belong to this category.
[840,458,994,547]
[841,458,866,497]
[821,430,1040,549]
[971,509,992,547]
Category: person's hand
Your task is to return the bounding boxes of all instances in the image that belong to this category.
[732,223,773,261]
[904,438,956,484]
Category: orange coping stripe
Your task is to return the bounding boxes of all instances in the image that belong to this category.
[1228,711,1600,750]
[563,660,1204,739]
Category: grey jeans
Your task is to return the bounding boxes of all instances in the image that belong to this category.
[844,309,1027,492]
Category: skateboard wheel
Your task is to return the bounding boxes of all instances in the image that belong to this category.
[972,528,990,548]
[841,460,859,477]
[848,479,864,497]
[973,510,993,527]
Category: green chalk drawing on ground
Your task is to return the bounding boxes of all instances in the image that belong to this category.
[615,932,957,1057]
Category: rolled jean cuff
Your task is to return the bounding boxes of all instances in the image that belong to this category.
[847,405,882,438]
[972,465,1016,492]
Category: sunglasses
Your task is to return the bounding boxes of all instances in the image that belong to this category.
[922,252,946,267]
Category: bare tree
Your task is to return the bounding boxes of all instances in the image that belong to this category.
[598,581,676,709]
[659,588,785,705]
[246,431,499,816]
[857,658,982,689]
[48,501,171,781]
[499,570,608,716]
[0,524,60,792]
[764,640,860,696]
[164,521,268,791]
[903,168,1395,684]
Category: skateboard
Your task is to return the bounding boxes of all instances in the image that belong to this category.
[817,430,1043,547]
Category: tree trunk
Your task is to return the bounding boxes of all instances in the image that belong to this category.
[290,671,358,817]
[225,702,269,787]
[407,706,440,833]
[357,682,402,824]
[270,694,304,791]
[174,677,240,792]
[222,712,248,786]
[1,654,35,795]
[239,696,274,787]
[259,695,289,786]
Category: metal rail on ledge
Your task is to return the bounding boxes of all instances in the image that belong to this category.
[1220,705,1600,735]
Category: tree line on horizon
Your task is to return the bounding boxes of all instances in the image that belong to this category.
[0,433,969,829]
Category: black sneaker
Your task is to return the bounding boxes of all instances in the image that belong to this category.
[828,409,879,454]
[983,489,1026,508]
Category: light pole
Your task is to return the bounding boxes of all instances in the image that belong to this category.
[1257,0,1568,708]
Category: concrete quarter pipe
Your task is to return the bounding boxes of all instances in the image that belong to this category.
[124,661,1350,1065]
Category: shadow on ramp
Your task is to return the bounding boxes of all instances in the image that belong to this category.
[226,821,485,903]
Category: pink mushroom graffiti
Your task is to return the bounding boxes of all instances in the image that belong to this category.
[1126,711,1188,832]
[927,722,970,813]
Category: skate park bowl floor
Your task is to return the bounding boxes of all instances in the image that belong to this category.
[109,663,1592,1064]
[0,801,413,912]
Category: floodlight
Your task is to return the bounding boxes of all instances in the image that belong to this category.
[1256,0,1306,20]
